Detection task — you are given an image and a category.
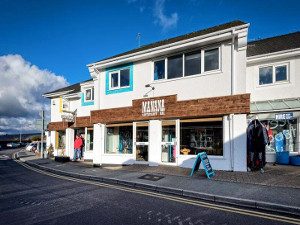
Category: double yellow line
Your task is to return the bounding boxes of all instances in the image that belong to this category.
[15,159,300,225]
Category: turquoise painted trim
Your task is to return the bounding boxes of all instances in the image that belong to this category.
[81,93,94,106]
[105,63,133,95]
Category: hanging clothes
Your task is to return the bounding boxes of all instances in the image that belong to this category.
[247,119,269,171]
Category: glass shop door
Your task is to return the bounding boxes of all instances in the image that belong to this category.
[135,122,149,161]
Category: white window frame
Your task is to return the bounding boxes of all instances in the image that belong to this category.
[258,63,289,87]
[203,46,221,73]
[84,87,94,102]
[62,99,69,110]
[152,45,221,82]
[109,68,131,90]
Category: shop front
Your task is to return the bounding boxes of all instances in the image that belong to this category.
[47,121,71,157]
[91,94,250,171]
[248,111,300,162]
[72,116,94,160]
[250,98,300,163]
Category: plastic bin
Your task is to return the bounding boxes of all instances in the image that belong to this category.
[290,155,300,166]
[276,151,289,165]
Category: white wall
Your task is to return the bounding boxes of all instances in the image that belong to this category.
[97,41,246,110]
[246,55,300,102]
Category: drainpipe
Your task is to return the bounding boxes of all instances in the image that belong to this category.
[230,29,237,171]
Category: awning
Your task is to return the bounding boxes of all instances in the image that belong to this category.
[250,98,300,113]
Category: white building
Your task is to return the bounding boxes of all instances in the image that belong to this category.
[44,21,300,171]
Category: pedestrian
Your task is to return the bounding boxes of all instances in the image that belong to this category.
[73,134,83,161]
[80,133,85,160]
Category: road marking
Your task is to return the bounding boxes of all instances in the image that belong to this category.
[0,155,10,160]
[14,159,300,225]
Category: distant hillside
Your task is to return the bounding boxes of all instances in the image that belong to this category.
[0,133,40,142]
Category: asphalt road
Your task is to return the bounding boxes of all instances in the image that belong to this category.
[0,149,299,225]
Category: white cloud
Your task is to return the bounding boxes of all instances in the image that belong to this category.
[154,0,178,32]
[0,54,68,134]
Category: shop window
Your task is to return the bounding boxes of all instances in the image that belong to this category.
[180,120,223,156]
[154,60,165,80]
[85,88,94,101]
[204,48,219,72]
[185,51,201,76]
[56,131,66,149]
[167,54,183,79]
[106,64,133,95]
[261,118,297,153]
[105,124,133,154]
[259,64,288,85]
[86,129,93,151]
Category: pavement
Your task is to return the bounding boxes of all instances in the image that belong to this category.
[15,150,300,217]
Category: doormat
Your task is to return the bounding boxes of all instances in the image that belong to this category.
[138,174,164,181]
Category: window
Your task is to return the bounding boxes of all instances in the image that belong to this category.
[153,47,220,81]
[275,65,287,82]
[120,68,130,87]
[259,66,273,85]
[204,48,219,72]
[185,52,201,76]
[110,72,119,89]
[109,68,130,90]
[56,131,66,149]
[259,64,288,85]
[168,54,183,79]
[154,60,165,80]
[180,120,223,156]
[61,98,69,111]
[105,124,133,154]
[85,88,94,101]
[86,129,93,151]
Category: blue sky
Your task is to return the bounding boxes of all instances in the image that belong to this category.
[1,0,300,85]
[0,0,300,134]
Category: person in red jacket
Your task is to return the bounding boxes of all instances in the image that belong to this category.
[73,134,83,161]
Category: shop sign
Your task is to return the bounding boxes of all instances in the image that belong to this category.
[142,99,165,117]
[190,152,215,179]
[275,112,293,120]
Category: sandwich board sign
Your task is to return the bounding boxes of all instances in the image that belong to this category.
[190,152,215,179]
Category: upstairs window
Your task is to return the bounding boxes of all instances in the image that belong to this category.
[204,48,219,72]
[62,99,69,110]
[168,54,183,79]
[106,63,133,95]
[153,47,220,81]
[259,64,288,85]
[259,66,273,85]
[185,52,201,76]
[109,68,130,90]
[154,60,165,80]
[85,88,94,101]
[275,65,287,82]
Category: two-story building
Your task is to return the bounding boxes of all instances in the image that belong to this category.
[44,20,300,172]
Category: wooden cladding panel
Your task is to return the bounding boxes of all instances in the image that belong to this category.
[72,116,92,128]
[47,121,72,131]
[91,94,250,124]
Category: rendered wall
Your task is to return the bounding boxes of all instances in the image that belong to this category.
[246,56,300,102]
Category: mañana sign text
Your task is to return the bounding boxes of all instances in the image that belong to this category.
[142,99,165,117]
